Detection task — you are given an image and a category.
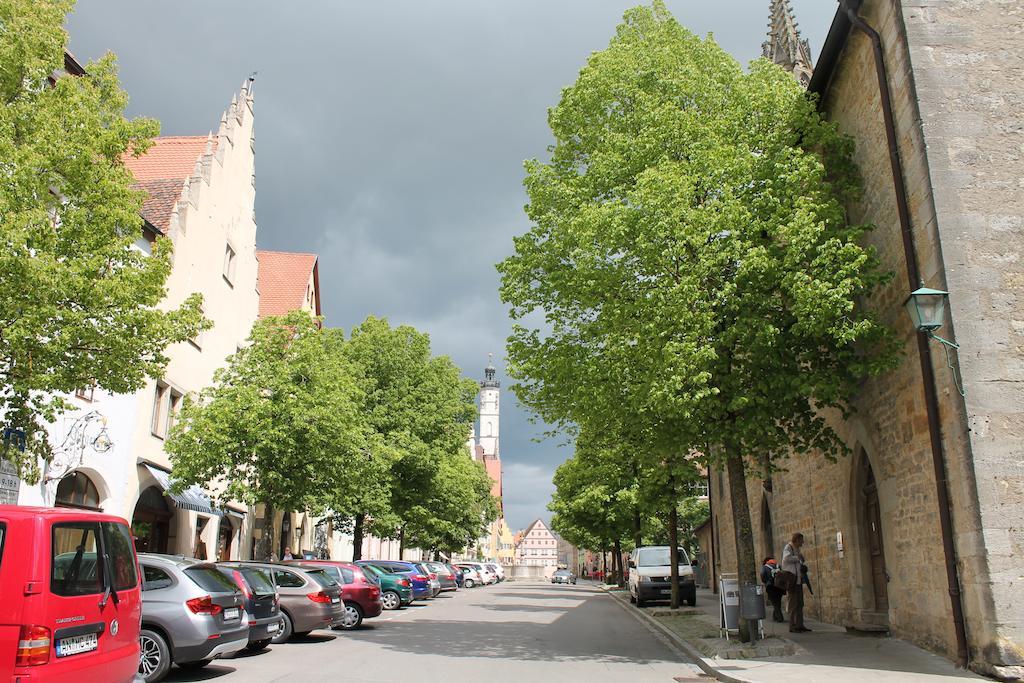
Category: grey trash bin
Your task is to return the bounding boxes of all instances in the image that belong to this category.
[740,584,766,621]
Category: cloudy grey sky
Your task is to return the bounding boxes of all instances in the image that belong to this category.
[67,0,836,532]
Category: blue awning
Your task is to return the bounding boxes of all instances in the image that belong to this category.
[139,462,223,517]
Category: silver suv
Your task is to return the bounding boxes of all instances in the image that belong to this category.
[138,554,249,682]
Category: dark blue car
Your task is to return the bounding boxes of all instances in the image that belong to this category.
[356,560,432,601]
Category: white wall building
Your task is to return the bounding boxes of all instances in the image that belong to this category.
[17,81,261,562]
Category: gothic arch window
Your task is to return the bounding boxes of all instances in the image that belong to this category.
[55,471,101,511]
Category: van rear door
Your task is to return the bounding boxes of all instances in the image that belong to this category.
[42,520,140,683]
[0,518,17,679]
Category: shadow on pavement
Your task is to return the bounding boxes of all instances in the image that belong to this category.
[342,591,677,664]
[165,663,236,681]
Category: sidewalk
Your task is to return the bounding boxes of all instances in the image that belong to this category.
[607,586,986,683]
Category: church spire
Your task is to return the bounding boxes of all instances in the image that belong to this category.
[762,0,814,88]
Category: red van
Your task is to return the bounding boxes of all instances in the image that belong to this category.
[0,505,141,682]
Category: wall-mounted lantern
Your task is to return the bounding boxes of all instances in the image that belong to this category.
[905,287,964,395]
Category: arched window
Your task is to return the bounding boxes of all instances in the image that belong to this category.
[55,471,101,510]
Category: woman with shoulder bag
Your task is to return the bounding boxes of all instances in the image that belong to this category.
[781,533,811,633]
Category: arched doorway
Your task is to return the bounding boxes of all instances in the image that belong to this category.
[760,496,776,560]
[857,453,889,614]
[132,486,173,554]
[55,471,101,511]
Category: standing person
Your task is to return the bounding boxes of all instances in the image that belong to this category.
[782,533,811,633]
[282,546,294,561]
[761,556,785,623]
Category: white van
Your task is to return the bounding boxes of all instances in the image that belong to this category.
[628,546,696,607]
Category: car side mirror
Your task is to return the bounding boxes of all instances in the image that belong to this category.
[691,560,698,567]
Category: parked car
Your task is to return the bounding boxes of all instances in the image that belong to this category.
[218,564,281,651]
[628,546,696,607]
[358,563,413,610]
[485,562,505,582]
[551,569,577,585]
[455,564,482,588]
[358,560,432,601]
[224,562,344,642]
[461,562,497,585]
[0,506,141,683]
[290,561,383,630]
[137,554,248,682]
[425,562,458,592]
[414,562,442,597]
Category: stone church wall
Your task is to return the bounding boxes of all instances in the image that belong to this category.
[712,0,1023,675]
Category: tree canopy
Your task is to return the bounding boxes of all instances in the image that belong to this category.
[501,1,896,630]
[0,0,205,479]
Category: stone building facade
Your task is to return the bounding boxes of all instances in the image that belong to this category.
[709,1,1023,678]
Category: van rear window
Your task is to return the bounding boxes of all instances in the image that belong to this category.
[102,522,138,590]
[185,566,240,594]
[52,523,102,596]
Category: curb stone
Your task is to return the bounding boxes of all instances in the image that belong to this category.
[601,584,758,683]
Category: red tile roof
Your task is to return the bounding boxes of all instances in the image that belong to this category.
[256,250,320,318]
[123,136,214,232]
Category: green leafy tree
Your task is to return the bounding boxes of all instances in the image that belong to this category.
[0,0,205,479]
[337,316,490,559]
[500,2,896,637]
[166,311,368,560]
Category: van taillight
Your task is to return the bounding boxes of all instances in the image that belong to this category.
[16,625,51,666]
[186,596,223,616]
[306,591,331,603]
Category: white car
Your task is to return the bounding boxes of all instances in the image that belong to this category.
[462,562,497,585]
[484,562,506,582]
[456,565,482,588]
[628,546,696,607]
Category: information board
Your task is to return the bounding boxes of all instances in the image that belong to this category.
[719,574,740,635]
[1,458,20,505]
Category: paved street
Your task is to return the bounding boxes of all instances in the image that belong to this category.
[167,581,697,683]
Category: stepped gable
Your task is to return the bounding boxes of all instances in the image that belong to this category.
[122,79,254,234]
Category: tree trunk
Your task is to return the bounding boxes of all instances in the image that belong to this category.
[258,503,275,562]
[669,506,680,610]
[352,513,365,561]
[398,526,405,559]
[725,450,758,643]
[614,538,625,587]
[602,547,608,581]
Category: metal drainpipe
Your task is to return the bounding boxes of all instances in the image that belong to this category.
[840,0,969,667]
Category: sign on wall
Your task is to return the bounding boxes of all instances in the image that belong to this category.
[1,458,20,505]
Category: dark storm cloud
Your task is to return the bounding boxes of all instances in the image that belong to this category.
[67,1,836,532]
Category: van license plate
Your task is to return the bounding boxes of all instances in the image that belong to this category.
[57,633,98,657]
[331,596,340,604]
[267,621,279,633]
[223,608,240,620]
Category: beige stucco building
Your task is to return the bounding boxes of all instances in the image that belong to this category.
[18,79,262,563]
[709,2,1024,678]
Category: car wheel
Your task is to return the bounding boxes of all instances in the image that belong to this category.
[338,602,364,630]
[138,628,171,683]
[271,613,293,644]
[177,659,212,670]
[246,639,271,652]
[381,590,402,610]
[464,579,475,588]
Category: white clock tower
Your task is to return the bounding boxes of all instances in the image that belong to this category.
[478,354,500,458]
